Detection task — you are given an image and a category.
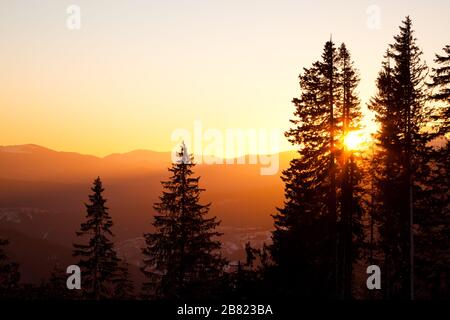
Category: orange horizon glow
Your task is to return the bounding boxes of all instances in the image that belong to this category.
[0,1,447,157]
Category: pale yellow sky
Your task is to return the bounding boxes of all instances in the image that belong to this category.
[0,0,448,157]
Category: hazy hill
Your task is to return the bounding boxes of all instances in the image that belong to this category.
[0,144,295,283]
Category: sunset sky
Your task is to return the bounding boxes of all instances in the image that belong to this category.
[1,0,449,157]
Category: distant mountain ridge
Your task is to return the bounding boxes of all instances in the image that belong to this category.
[0,144,294,181]
[0,144,172,182]
[0,144,56,154]
[0,144,294,283]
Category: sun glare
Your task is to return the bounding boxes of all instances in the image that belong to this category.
[344,130,367,151]
[343,108,379,152]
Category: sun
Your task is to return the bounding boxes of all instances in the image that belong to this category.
[341,107,379,152]
[343,130,367,151]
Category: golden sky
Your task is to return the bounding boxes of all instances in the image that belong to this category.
[0,0,448,157]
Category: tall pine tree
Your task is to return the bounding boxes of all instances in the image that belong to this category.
[336,43,364,299]
[141,143,225,299]
[271,40,363,298]
[73,177,121,299]
[429,45,450,133]
[415,44,450,298]
[368,16,429,299]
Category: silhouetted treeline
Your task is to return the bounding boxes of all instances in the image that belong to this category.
[260,16,449,300]
[0,16,448,301]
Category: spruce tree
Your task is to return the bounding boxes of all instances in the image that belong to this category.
[272,40,342,298]
[271,39,364,299]
[141,143,225,299]
[429,45,450,133]
[415,44,450,298]
[415,143,450,298]
[368,16,429,299]
[336,43,364,299]
[0,238,21,298]
[73,177,121,299]
[369,53,402,298]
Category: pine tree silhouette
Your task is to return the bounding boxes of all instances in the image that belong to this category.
[429,45,450,134]
[272,40,363,299]
[415,44,450,298]
[368,16,430,299]
[73,177,121,299]
[272,40,336,299]
[336,43,364,299]
[141,143,225,299]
